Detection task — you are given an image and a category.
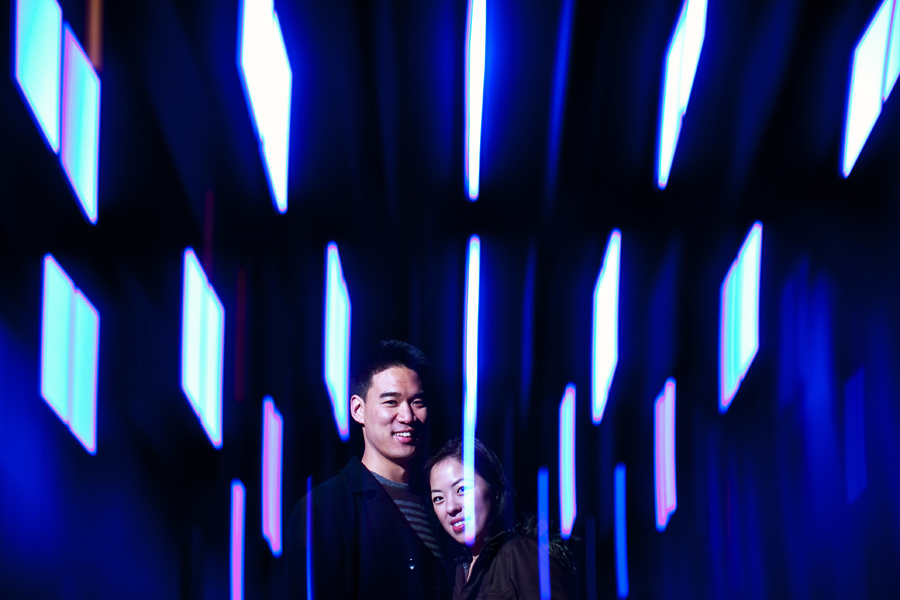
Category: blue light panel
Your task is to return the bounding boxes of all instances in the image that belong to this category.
[324,243,351,441]
[657,0,707,188]
[592,230,621,424]
[60,27,100,224]
[614,463,629,598]
[719,222,762,412]
[654,378,677,531]
[40,254,100,455]
[181,249,224,448]
[845,369,867,503]
[465,0,486,200]
[559,383,576,539]
[546,0,574,198]
[305,476,314,600]
[262,397,283,556]
[15,0,62,152]
[231,480,245,600]
[538,467,550,600]
[238,0,292,213]
[463,235,481,545]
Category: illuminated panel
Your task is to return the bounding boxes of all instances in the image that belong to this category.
[305,476,314,600]
[465,0,487,200]
[845,368,867,503]
[238,0,292,213]
[324,243,351,441]
[718,222,762,413]
[559,384,576,539]
[231,480,245,600]
[653,378,677,531]
[181,249,224,448]
[592,230,621,424]
[546,0,574,198]
[657,0,707,188]
[40,254,100,454]
[15,0,62,152]
[537,467,550,600]
[843,0,900,177]
[262,397,283,556]
[60,27,101,224]
[614,464,629,598]
[463,235,481,545]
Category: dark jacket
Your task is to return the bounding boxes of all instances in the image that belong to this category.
[284,457,451,600]
[452,532,578,600]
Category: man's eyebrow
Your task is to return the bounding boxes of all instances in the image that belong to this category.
[378,390,426,399]
[431,478,465,493]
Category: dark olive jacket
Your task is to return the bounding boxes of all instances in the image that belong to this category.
[284,457,451,600]
[452,532,579,600]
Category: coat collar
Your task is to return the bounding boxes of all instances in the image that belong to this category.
[340,457,385,496]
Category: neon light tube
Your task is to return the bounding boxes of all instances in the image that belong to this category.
[231,480,245,600]
[592,230,621,424]
[463,235,481,545]
[465,0,486,200]
[559,383,576,538]
[538,467,550,600]
[306,476,314,600]
[653,378,677,531]
[15,0,62,153]
[324,242,351,441]
[262,397,284,556]
[615,464,629,598]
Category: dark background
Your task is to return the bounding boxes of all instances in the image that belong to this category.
[2,0,900,597]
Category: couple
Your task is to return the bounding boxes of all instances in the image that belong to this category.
[285,341,577,600]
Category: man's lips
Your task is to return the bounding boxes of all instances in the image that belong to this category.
[392,430,417,442]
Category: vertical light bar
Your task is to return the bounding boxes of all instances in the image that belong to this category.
[545,0,575,198]
[231,480,246,600]
[845,369,867,503]
[465,0,487,200]
[262,397,284,556]
[463,235,481,545]
[657,0,708,188]
[843,0,895,177]
[15,0,63,153]
[69,291,100,453]
[238,0,293,213]
[537,467,551,600]
[653,378,677,531]
[592,230,621,424]
[559,383,576,538]
[614,464,629,598]
[718,222,762,413]
[41,255,72,420]
[324,243,351,441]
[305,476,314,600]
[60,26,101,224]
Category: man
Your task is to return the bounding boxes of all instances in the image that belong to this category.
[285,340,450,599]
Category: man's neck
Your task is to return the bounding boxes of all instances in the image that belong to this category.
[360,452,410,484]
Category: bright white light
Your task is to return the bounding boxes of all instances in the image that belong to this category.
[463,235,481,544]
[262,397,283,556]
[465,0,487,200]
[654,378,677,531]
[592,230,621,424]
[324,243,351,441]
[559,384,576,538]
[231,480,246,600]
[15,0,62,152]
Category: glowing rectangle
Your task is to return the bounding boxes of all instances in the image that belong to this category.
[231,480,245,600]
[463,235,481,545]
[15,0,62,153]
[324,243,351,441]
[654,378,677,531]
[845,369,867,503]
[559,384,576,538]
[60,27,100,224]
[238,0,292,213]
[537,467,550,600]
[40,254,100,454]
[305,476,314,600]
[657,0,707,188]
[465,0,486,200]
[262,397,283,556]
[614,464,629,598]
[181,249,224,448]
[719,222,762,412]
[592,230,621,424]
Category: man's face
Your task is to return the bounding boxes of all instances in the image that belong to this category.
[350,366,427,474]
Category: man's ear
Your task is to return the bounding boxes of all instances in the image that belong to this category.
[350,395,366,425]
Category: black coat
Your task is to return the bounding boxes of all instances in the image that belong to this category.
[284,457,451,600]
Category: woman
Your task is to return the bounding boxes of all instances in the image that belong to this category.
[426,438,579,600]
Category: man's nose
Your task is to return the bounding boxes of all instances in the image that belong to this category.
[396,402,414,422]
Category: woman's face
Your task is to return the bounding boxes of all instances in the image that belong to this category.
[430,458,493,546]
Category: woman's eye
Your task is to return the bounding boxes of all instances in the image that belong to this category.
[432,496,443,504]
[457,486,466,495]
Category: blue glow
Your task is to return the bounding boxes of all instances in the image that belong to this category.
[262,397,283,556]
[719,222,762,412]
[324,243,351,441]
[843,0,898,177]
[238,0,292,213]
[15,0,62,153]
[546,0,574,198]
[181,249,224,448]
[845,368,867,503]
[60,27,100,224]
[614,464,629,598]
[654,378,677,531]
[559,384,576,538]
[40,254,99,455]
[465,0,486,200]
[538,467,550,600]
[592,230,621,424]
[463,235,481,545]
[231,480,245,600]
[657,0,707,188]
[306,476,314,600]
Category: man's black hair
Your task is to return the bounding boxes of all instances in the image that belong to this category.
[350,340,431,400]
